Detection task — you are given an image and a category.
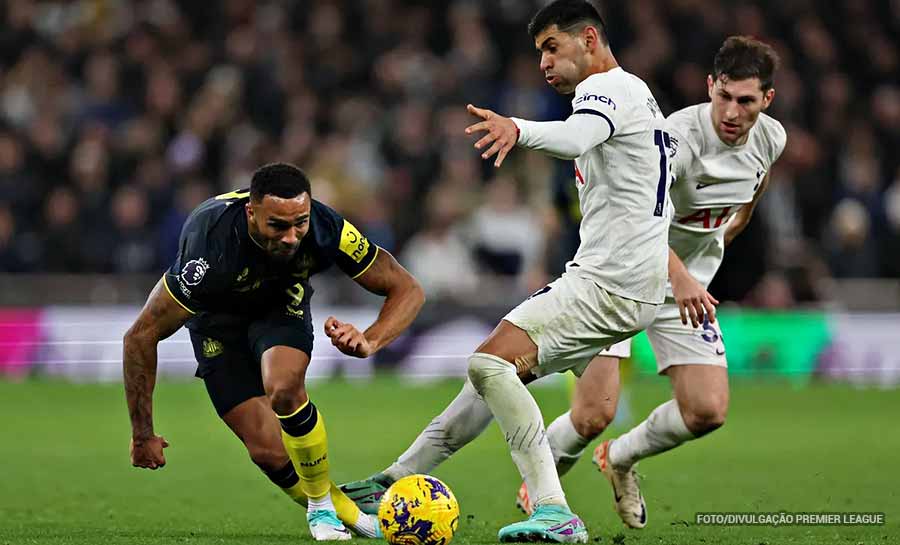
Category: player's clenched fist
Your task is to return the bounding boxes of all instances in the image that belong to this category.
[325,316,374,358]
[130,435,169,470]
[465,104,519,168]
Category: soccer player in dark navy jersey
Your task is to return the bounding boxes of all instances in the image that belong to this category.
[122,163,425,540]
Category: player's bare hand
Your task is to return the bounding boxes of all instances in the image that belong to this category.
[671,270,719,328]
[130,435,169,470]
[465,104,518,168]
[325,316,374,358]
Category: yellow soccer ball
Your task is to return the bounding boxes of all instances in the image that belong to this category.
[377,474,460,545]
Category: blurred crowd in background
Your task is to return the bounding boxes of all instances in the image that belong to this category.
[0,0,898,307]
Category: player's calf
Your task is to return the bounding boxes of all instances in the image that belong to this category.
[557,352,620,465]
[248,446,290,474]
[551,390,617,477]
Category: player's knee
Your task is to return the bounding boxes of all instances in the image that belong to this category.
[466,356,487,394]
[268,382,308,416]
[682,395,728,436]
[571,404,614,440]
[467,352,513,393]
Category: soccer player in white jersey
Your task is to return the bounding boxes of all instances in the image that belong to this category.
[513,36,787,529]
[341,1,674,542]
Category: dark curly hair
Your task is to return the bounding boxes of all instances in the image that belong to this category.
[527,0,608,45]
[250,162,312,203]
[713,36,781,91]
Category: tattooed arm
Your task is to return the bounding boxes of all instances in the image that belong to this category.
[122,277,193,469]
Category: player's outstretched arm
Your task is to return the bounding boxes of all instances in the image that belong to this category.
[122,277,192,469]
[669,248,719,328]
[725,172,772,246]
[465,103,612,166]
[325,249,425,358]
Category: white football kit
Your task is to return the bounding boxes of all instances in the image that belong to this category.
[506,67,674,377]
[604,102,787,371]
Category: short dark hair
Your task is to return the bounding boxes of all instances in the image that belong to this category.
[250,162,312,202]
[713,36,780,91]
[528,0,607,44]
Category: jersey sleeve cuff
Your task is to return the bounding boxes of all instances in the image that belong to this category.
[351,246,380,280]
[510,118,529,147]
[162,275,197,315]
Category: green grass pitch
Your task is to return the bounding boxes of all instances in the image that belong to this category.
[1,377,897,544]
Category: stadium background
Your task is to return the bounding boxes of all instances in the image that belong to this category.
[0,1,898,544]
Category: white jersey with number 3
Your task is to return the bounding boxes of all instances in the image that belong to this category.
[567,68,673,304]
[666,103,787,294]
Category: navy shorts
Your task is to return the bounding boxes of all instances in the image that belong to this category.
[189,308,314,417]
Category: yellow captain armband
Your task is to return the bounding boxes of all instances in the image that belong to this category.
[339,219,371,264]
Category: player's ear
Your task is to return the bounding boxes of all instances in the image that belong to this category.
[762,88,775,110]
[707,75,715,99]
[583,25,598,51]
[245,201,255,222]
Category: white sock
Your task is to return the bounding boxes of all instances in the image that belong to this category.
[608,399,694,470]
[384,380,493,482]
[546,411,590,477]
[307,490,336,513]
[349,513,378,538]
[468,352,567,508]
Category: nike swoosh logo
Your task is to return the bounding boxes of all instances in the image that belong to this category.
[715,348,725,355]
[696,183,711,189]
[339,485,372,494]
[610,481,623,503]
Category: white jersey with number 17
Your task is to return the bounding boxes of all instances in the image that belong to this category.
[567,68,674,305]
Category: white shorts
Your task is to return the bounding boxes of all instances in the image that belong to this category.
[601,302,727,373]
[503,272,658,378]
